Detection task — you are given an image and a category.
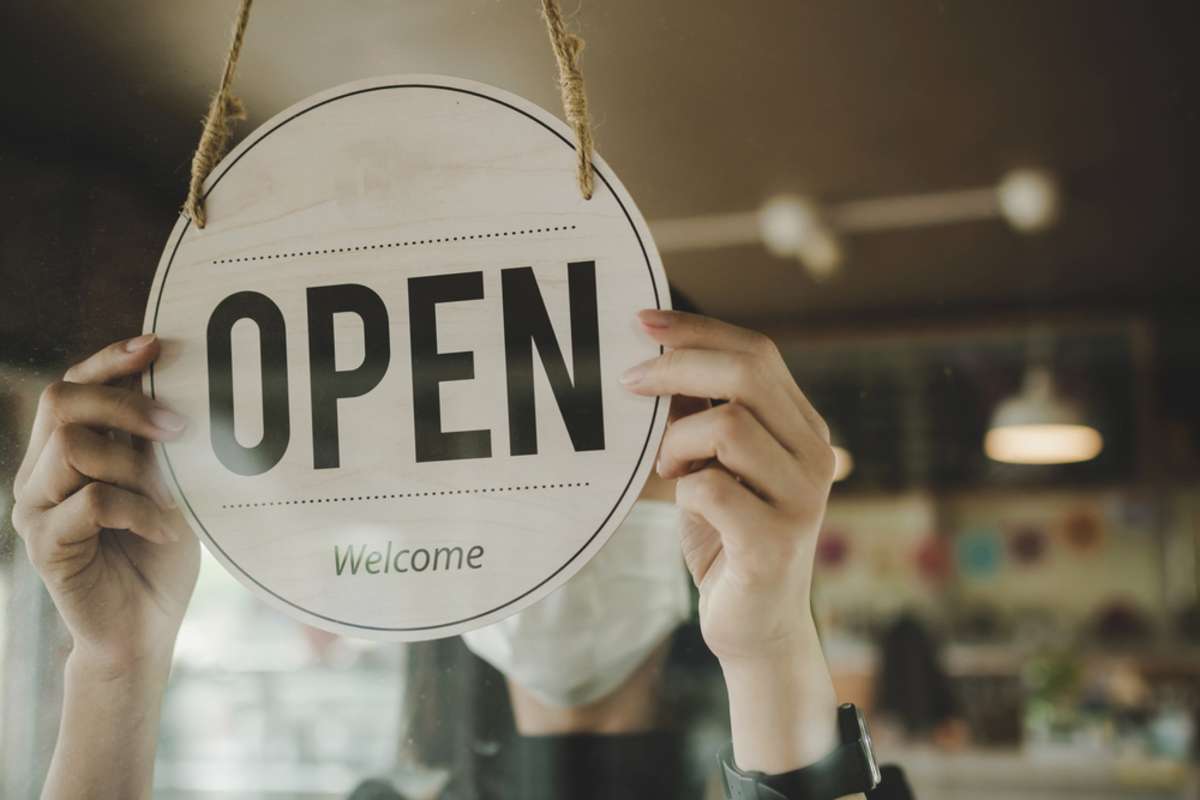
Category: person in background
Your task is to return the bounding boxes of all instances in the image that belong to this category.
[12,309,908,799]
[873,613,969,752]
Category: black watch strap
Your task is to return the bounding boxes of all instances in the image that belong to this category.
[719,705,881,800]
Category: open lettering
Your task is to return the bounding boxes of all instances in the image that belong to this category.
[205,262,604,476]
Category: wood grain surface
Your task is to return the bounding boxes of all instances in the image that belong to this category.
[143,75,669,640]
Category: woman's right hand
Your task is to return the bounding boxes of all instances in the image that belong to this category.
[10,334,200,674]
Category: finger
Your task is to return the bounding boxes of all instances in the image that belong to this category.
[63,334,160,384]
[39,381,183,442]
[25,423,176,512]
[638,309,769,355]
[663,394,713,476]
[623,347,815,455]
[637,310,830,443]
[658,403,804,506]
[26,483,177,569]
[675,466,779,562]
[16,351,180,499]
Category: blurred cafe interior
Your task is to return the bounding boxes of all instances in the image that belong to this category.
[1,2,1199,798]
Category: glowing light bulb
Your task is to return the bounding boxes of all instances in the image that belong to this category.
[799,227,843,281]
[758,194,843,278]
[832,445,855,481]
[997,168,1059,233]
[759,194,818,257]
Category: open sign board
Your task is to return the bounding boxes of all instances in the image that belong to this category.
[143,75,669,640]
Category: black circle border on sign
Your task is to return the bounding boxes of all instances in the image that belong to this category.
[149,81,664,632]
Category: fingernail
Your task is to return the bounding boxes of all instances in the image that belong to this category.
[638,309,672,329]
[150,406,187,433]
[125,334,156,352]
[158,484,178,510]
[620,364,646,385]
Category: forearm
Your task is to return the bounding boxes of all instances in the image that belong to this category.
[42,650,172,800]
[721,621,867,799]
[722,647,836,772]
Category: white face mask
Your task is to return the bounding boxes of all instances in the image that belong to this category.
[461,499,691,707]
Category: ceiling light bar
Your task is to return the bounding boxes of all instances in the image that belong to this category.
[649,168,1060,280]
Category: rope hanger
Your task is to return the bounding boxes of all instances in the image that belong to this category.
[184,0,597,229]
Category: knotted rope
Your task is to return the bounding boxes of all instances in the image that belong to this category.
[540,0,596,200]
[183,0,597,228]
[183,0,253,229]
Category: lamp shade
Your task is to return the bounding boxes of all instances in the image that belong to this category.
[984,367,1103,464]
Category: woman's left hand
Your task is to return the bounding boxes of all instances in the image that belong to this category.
[621,308,841,772]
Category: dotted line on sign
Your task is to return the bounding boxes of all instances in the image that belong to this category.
[221,481,590,510]
[212,225,579,265]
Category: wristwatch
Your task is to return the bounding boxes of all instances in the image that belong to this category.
[719,703,881,800]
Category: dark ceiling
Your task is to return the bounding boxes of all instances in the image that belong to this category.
[1,0,1198,362]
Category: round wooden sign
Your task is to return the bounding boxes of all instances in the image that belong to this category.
[143,75,668,640]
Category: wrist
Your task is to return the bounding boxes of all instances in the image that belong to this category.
[716,610,827,691]
[719,626,839,774]
[66,641,175,691]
